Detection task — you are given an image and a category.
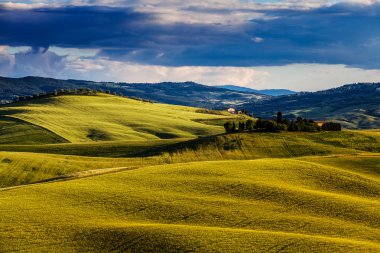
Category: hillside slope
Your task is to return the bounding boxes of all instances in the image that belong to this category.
[0,130,378,159]
[142,131,380,162]
[0,131,378,188]
[244,83,380,129]
[0,94,231,142]
[0,116,67,144]
[1,158,379,252]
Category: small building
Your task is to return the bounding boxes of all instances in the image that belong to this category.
[227,108,236,114]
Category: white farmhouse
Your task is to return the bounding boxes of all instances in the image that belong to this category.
[227,108,236,114]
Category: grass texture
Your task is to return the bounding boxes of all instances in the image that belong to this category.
[0,94,379,252]
[0,158,379,252]
[0,131,379,188]
[0,116,67,144]
[0,94,228,142]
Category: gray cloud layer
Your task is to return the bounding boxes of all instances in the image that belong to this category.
[0,1,379,69]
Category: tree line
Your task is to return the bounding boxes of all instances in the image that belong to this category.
[224,111,341,133]
[12,88,154,103]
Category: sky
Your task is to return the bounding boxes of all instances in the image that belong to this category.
[0,0,380,91]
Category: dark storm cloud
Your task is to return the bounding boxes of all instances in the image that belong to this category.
[0,2,379,68]
[0,6,151,48]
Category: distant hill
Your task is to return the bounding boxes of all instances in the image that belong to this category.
[243,83,380,129]
[218,85,296,96]
[2,76,379,129]
[0,76,267,108]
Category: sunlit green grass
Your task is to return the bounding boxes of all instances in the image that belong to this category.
[1,130,377,158]
[1,158,379,252]
[1,131,379,188]
[0,138,190,157]
[0,116,67,144]
[156,131,378,163]
[1,94,379,252]
[299,153,380,176]
[0,94,229,142]
[0,151,177,188]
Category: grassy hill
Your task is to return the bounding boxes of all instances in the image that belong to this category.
[1,156,379,252]
[0,93,379,252]
[142,131,380,162]
[0,94,231,143]
[0,131,378,189]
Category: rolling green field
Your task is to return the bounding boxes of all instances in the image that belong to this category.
[0,94,379,252]
[0,94,228,142]
[1,157,379,252]
[2,130,379,188]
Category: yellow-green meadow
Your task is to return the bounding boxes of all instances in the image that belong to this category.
[0,94,379,252]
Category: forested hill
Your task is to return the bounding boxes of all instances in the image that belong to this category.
[218,85,296,96]
[0,76,267,108]
[244,83,380,129]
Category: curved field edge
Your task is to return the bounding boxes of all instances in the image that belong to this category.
[0,159,379,252]
[0,116,68,145]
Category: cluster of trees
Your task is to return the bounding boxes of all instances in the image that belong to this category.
[321,122,342,131]
[224,111,342,133]
[224,119,255,133]
[12,88,153,103]
[275,112,342,132]
[13,88,97,102]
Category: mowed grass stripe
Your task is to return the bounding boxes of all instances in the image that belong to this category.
[0,158,379,252]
